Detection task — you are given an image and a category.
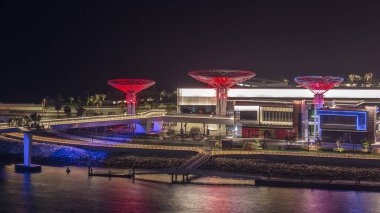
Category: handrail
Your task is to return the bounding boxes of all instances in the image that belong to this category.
[210,150,380,159]
[41,109,167,123]
[0,123,9,128]
[1,110,233,131]
[40,110,232,127]
[1,132,203,152]
[2,132,379,160]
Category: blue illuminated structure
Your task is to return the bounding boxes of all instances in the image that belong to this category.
[317,110,367,131]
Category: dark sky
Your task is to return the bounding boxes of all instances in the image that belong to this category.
[1,0,380,102]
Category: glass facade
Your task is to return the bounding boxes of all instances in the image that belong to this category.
[240,111,258,121]
[262,110,293,122]
[180,105,216,114]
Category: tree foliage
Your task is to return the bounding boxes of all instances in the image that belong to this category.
[55,94,64,118]
[64,106,72,117]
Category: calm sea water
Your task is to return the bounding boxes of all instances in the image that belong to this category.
[0,163,379,213]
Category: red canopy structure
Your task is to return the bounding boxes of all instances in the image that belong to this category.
[294,76,344,138]
[108,79,155,115]
[294,76,344,105]
[189,69,256,115]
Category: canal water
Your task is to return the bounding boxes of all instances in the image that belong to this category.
[0,163,379,213]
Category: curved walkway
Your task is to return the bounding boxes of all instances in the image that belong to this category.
[0,133,202,153]
[2,132,380,160]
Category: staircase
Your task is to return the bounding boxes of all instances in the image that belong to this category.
[171,152,211,175]
[169,151,211,183]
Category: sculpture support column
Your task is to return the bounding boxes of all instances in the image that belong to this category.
[314,104,318,139]
[125,93,137,115]
[146,119,153,134]
[15,131,41,172]
[24,132,32,167]
[314,94,324,139]
[292,100,308,141]
[216,88,228,115]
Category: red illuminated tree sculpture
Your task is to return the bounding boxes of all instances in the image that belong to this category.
[189,69,256,115]
[108,79,155,115]
[294,76,344,138]
[294,76,344,106]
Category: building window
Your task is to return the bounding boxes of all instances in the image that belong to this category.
[180,105,215,114]
[263,111,292,122]
[240,111,258,121]
[321,115,356,125]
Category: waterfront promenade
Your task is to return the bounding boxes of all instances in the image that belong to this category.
[2,132,380,160]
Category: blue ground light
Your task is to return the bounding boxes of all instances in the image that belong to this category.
[47,146,107,166]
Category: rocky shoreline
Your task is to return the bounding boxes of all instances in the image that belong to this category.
[204,157,380,181]
[2,140,380,181]
[0,140,107,166]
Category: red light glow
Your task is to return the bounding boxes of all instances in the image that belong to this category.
[189,69,255,115]
[108,79,155,114]
[294,76,343,104]
[189,69,256,89]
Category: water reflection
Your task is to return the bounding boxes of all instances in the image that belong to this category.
[0,164,5,182]
[1,164,380,213]
[22,172,32,211]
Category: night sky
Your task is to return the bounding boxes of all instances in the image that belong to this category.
[1,0,380,102]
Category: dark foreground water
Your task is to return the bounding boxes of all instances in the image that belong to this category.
[0,163,380,213]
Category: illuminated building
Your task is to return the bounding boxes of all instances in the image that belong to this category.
[177,76,379,143]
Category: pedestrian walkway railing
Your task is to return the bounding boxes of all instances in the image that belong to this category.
[1,132,203,153]
[210,150,380,159]
[40,109,169,126]
[3,131,380,160]
[40,110,232,128]
[0,110,233,132]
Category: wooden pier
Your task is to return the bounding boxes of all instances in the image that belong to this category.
[88,165,135,180]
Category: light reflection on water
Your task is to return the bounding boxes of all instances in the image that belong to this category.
[0,164,380,213]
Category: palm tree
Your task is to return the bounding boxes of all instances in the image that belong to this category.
[76,105,85,117]
[94,94,101,111]
[76,96,83,106]
[68,97,74,105]
[75,96,85,117]
[64,106,72,117]
[364,72,374,85]
[19,113,42,129]
[348,74,361,86]
[41,98,48,114]
[22,114,32,128]
[98,94,106,113]
[48,98,55,112]
[30,113,43,129]
[118,100,125,114]
[55,95,64,118]
[159,90,167,102]
[87,95,94,106]
[13,118,23,127]
[348,74,355,83]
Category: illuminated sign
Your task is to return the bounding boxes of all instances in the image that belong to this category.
[317,110,367,131]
